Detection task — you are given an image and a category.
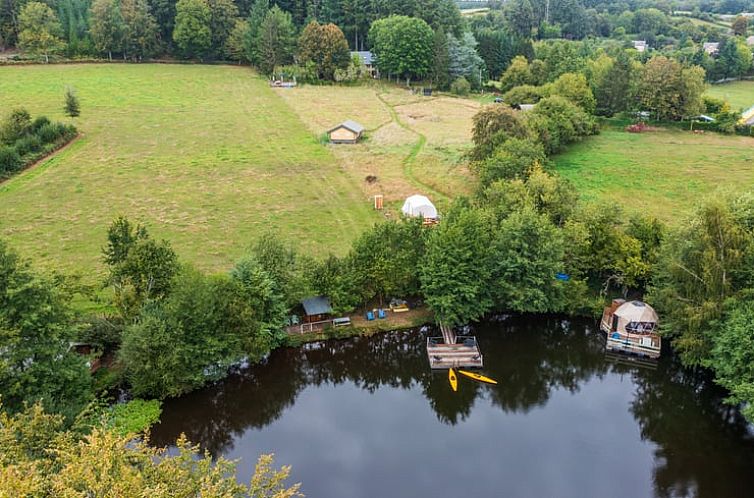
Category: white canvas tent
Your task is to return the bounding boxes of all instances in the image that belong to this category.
[613,301,659,334]
[401,195,438,219]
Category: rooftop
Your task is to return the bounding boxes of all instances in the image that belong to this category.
[302,296,333,316]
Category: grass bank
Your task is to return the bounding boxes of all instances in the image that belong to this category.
[706,80,754,111]
[0,64,379,280]
[553,126,754,222]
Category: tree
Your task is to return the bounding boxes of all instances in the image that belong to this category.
[64,87,80,117]
[448,31,484,88]
[103,217,178,319]
[89,0,124,60]
[470,104,530,160]
[0,108,32,144]
[0,240,92,417]
[420,205,495,326]
[499,55,533,93]
[491,207,565,313]
[637,56,704,121]
[732,15,748,37]
[717,37,753,79]
[208,0,238,58]
[368,15,434,83]
[173,0,212,59]
[592,50,636,116]
[297,21,350,80]
[649,194,753,366]
[527,95,598,154]
[121,0,159,59]
[244,0,269,65]
[225,18,249,62]
[547,72,595,113]
[430,27,450,90]
[504,0,534,38]
[0,405,303,498]
[17,2,64,62]
[477,137,546,184]
[256,6,295,76]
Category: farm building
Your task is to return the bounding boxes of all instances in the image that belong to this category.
[351,51,376,73]
[402,194,438,223]
[301,296,333,323]
[600,299,661,359]
[632,40,647,52]
[703,42,719,55]
[328,120,365,144]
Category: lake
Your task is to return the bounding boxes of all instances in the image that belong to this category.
[151,315,754,498]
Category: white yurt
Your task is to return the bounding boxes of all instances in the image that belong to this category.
[401,195,438,220]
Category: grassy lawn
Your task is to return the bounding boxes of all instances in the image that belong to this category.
[0,64,379,280]
[553,127,754,222]
[706,80,754,111]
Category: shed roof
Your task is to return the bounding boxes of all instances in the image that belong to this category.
[328,120,365,134]
[351,51,374,65]
[302,296,332,316]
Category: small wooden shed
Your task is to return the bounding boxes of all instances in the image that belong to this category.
[328,120,365,144]
[301,295,333,323]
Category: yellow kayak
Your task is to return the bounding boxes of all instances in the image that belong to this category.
[458,370,498,385]
[448,368,458,392]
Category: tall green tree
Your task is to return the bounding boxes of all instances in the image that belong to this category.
[420,205,495,326]
[592,50,636,116]
[17,1,64,62]
[121,0,159,59]
[173,0,212,59]
[430,27,450,90]
[208,0,238,58]
[243,0,269,65]
[89,0,124,60]
[225,18,249,62]
[368,15,434,83]
[0,240,92,417]
[297,21,350,80]
[256,5,295,75]
[504,0,535,38]
[448,31,484,88]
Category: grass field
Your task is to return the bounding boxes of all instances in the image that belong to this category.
[0,64,380,279]
[554,127,754,222]
[274,84,478,212]
[706,80,754,111]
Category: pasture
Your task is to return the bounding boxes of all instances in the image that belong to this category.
[0,64,379,278]
[553,127,754,222]
[706,80,754,111]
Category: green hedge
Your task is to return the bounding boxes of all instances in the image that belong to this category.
[0,113,76,180]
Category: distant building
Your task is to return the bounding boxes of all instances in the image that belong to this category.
[518,103,536,112]
[703,42,720,55]
[328,120,365,144]
[632,40,647,52]
[351,51,374,68]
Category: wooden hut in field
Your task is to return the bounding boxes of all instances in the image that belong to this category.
[328,120,364,144]
[601,299,660,359]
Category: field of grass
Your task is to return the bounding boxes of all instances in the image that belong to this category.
[274,84,478,213]
[553,127,754,222]
[0,64,379,279]
[706,81,754,111]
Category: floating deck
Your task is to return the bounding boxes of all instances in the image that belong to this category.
[427,336,483,369]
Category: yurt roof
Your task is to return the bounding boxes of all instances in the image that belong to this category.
[615,300,658,323]
[401,195,438,218]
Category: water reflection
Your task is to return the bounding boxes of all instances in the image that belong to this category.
[151,316,754,498]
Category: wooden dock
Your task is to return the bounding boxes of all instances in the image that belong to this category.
[427,324,483,369]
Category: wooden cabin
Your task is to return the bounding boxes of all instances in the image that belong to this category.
[301,296,333,324]
[328,120,365,144]
[601,299,661,359]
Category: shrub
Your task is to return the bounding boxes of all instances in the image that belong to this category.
[14,134,42,156]
[0,108,32,145]
[451,76,471,96]
[30,115,51,133]
[502,84,544,105]
[0,146,22,174]
[35,122,71,143]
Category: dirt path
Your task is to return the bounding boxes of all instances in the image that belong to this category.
[374,92,449,202]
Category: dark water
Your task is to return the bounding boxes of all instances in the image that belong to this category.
[151,316,754,498]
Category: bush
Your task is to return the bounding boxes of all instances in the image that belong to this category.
[14,134,42,156]
[0,108,32,145]
[35,122,69,143]
[0,146,22,174]
[108,399,162,436]
[30,115,51,133]
[451,76,471,96]
[503,84,544,105]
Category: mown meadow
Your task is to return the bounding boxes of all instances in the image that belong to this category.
[553,126,754,222]
[0,64,379,279]
[706,80,754,111]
